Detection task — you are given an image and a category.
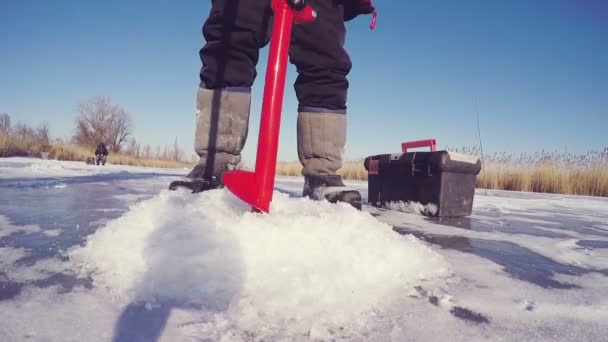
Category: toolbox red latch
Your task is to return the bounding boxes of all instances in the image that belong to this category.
[401,139,437,153]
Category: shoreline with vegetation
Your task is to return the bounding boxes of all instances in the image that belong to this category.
[0,139,193,170]
[1,106,195,169]
[0,129,193,170]
[2,128,606,197]
[276,147,608,198]
[2,112,606,197]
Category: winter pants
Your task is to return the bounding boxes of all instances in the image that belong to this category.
[199,0,352,111]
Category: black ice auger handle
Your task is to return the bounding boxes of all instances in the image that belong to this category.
[287,0,306,11]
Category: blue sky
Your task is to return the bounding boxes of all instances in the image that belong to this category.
[1,0,606,163]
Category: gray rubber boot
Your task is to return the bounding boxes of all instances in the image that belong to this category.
[170,87,251,193]
[297,111,361,210]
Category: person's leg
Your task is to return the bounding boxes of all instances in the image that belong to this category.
[186,0,272,189]
[289,0,361,209]
[200,0,273,89]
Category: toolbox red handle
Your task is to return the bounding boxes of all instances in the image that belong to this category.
[402,139,437,153]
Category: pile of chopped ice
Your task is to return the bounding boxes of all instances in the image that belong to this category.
[69,188,451,339]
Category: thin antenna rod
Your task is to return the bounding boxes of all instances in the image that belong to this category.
[476,99,488,194]
[475,100,485,169]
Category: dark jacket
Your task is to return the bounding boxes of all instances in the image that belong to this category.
[344,0,375,22]
[95,143,108,156]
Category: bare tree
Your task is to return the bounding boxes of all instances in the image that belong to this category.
[36,122,49,141]
[73,97,111,147]
[172,137,183,162]
[0,113,10,135]
[126,138,141,158]
[162,145,170,160]
[73,97,133,152]
[14,122,35,140]
[107,107,133,153]
[143,144,152,159]
[36,122,51,149]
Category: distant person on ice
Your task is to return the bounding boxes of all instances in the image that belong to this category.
[170,0,375,210]
[95,142,108,166]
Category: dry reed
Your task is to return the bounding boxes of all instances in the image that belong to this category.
[1,134,192,169]
[4,130,606,196]
[0,132,48,157]
[276,147,608,197]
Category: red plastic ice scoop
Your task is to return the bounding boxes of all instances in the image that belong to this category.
[222,0,316,213]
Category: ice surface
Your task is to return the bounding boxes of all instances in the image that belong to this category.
[0,215,41,238]
[1,157,608,341]
[0,157,186,180]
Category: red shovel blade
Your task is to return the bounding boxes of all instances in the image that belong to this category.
[223,170,269,213]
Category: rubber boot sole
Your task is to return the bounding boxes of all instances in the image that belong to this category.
[168,179,214,193]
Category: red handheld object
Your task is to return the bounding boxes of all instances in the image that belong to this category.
[222,0,315,213]
[401,139,437,153]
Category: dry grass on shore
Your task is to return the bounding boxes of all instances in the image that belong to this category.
[475,151,608,197]
[50,143,193,169]
[276,148,608,197]
[274,161,368,180]
[107,154,192,169]
[1,133,193,169]
[4,130,607,197]
[1,131,49,158]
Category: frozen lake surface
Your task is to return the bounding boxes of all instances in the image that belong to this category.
[1,157,607,341]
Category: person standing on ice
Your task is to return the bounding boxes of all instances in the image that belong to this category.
[170,0,375,210]
[95,142,108,166]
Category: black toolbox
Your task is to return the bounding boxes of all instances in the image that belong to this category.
[363,139,482,217]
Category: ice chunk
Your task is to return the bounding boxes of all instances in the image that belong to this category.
[385,200,439,216]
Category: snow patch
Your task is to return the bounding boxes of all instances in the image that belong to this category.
[112,193,150,204]
[95,208,123,213]
[0,287,118,342]
[0,247,71,283]
[70,188,451,338]
[0,215,41,238]
[42,229,62,237]
[0,247,29,269]
[8,257,72,283]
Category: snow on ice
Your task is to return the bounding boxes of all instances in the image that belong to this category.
[1,157,608,341]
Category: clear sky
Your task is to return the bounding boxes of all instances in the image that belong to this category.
[1,0,606,163]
